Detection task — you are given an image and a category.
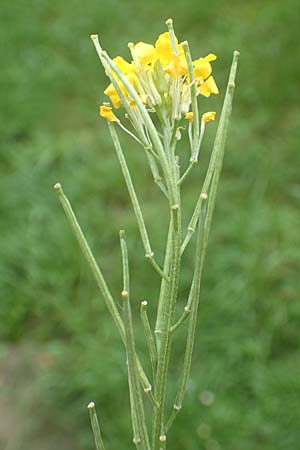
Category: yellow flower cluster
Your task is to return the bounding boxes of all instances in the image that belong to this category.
[100,29,218,122]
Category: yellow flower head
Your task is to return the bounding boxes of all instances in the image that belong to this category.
[99,105,118,122]
[185,112,194,122]
[99,21,219,121]
[202,111,216,123]
[198,76,219,97]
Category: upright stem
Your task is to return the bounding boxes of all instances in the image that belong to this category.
[88,402,107,450]
[152,202,181,449]
[166,202,207,431]
[120,231,151,450]
[166,50,240,430]
[154,216,173,351]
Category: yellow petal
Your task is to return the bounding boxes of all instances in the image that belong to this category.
[133,42,156,67]
[204,53,217,62]
[185,112,194,122]
[104,82,127,97]
[127,72,138,89]
[99,105,118,122]
[164,53,187,77]
[198,76,219,97]
[109,94,121,109]
[193,58,212,80]
[113,56,135,75]
[104,81,127,108]
[202,111,216,123]
[155,32,174,66]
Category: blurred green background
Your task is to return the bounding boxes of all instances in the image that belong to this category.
[1,0,300,449]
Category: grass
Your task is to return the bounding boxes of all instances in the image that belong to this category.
[1,0,300,449]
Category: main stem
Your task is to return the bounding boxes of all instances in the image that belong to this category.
[152,178,181,449]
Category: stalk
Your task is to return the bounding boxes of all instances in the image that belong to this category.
[140,301,158,382]
[88,402,107,450]
[152,202,181,449]
[166,50,240,429]
[108,122,168,282]
[120,231,151,450]
[182,41,199,159]
[154,216,173,350]
[54,183,157,406]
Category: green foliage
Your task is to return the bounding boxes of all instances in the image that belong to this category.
[1,0,300,449]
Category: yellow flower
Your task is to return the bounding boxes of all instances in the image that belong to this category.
[164,53,187,77]
[193,54,217,80]
[99,105,118,122]
[185,112,194,122]
[198,76,219,97]
[155,32,173,65]
[202,111,216,123]
[113,56,135,75]
[132,42,156,67]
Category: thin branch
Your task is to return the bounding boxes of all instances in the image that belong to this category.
[108,122,169,282]
[87,402,107,450]
[54,183,156,407]
[154,216,173,351]
[140,301,158,382]
[182,41,199,158]
[177,159,196,186]
[120,231,151,450]
[181,193,208,255]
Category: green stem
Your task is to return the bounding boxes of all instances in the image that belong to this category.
[87,402,107,450]
[166,202,207,432]
[165,19,178,54]
[178,159,196,186]
[167,50,240,430]
[152,204,181,450]
[181,193,208,255]
[141,301,158,382]
[54,183,156,406]
[108,123,168,282]
[154,215,173,351]
[120,230,151,450]
[182,41,199,158]
[170,282,194,334]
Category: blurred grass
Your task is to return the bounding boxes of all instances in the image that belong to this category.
[1,0,300,449]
